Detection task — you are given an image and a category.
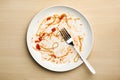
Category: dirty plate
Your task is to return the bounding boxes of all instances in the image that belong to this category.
[26,6,93,72]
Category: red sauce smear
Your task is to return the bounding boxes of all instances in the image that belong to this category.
[38,37,42,42]
[50,54,56,58]
[35,40,39,43]
[35,33,46,43]
[36,44,41,50]
[59,14,67,21]
[51,27,56,32]
[46,16,51,21]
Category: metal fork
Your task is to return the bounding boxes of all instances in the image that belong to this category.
[60,28,96,74]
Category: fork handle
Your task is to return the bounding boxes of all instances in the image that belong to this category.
[74,47,96,74]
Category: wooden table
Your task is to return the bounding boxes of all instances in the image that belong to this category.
[0,0,120,80]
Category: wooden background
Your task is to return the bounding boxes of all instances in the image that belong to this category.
[0,0,120,80]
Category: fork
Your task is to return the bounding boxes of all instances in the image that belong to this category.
[60,28,96,74]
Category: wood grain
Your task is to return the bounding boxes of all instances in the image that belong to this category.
[0,0,120,80]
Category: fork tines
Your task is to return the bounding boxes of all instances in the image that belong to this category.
[60,28,71,41]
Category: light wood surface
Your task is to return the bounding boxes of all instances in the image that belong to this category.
[0,0,120,80]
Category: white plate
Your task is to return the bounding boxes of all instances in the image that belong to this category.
[26,6,93,72]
